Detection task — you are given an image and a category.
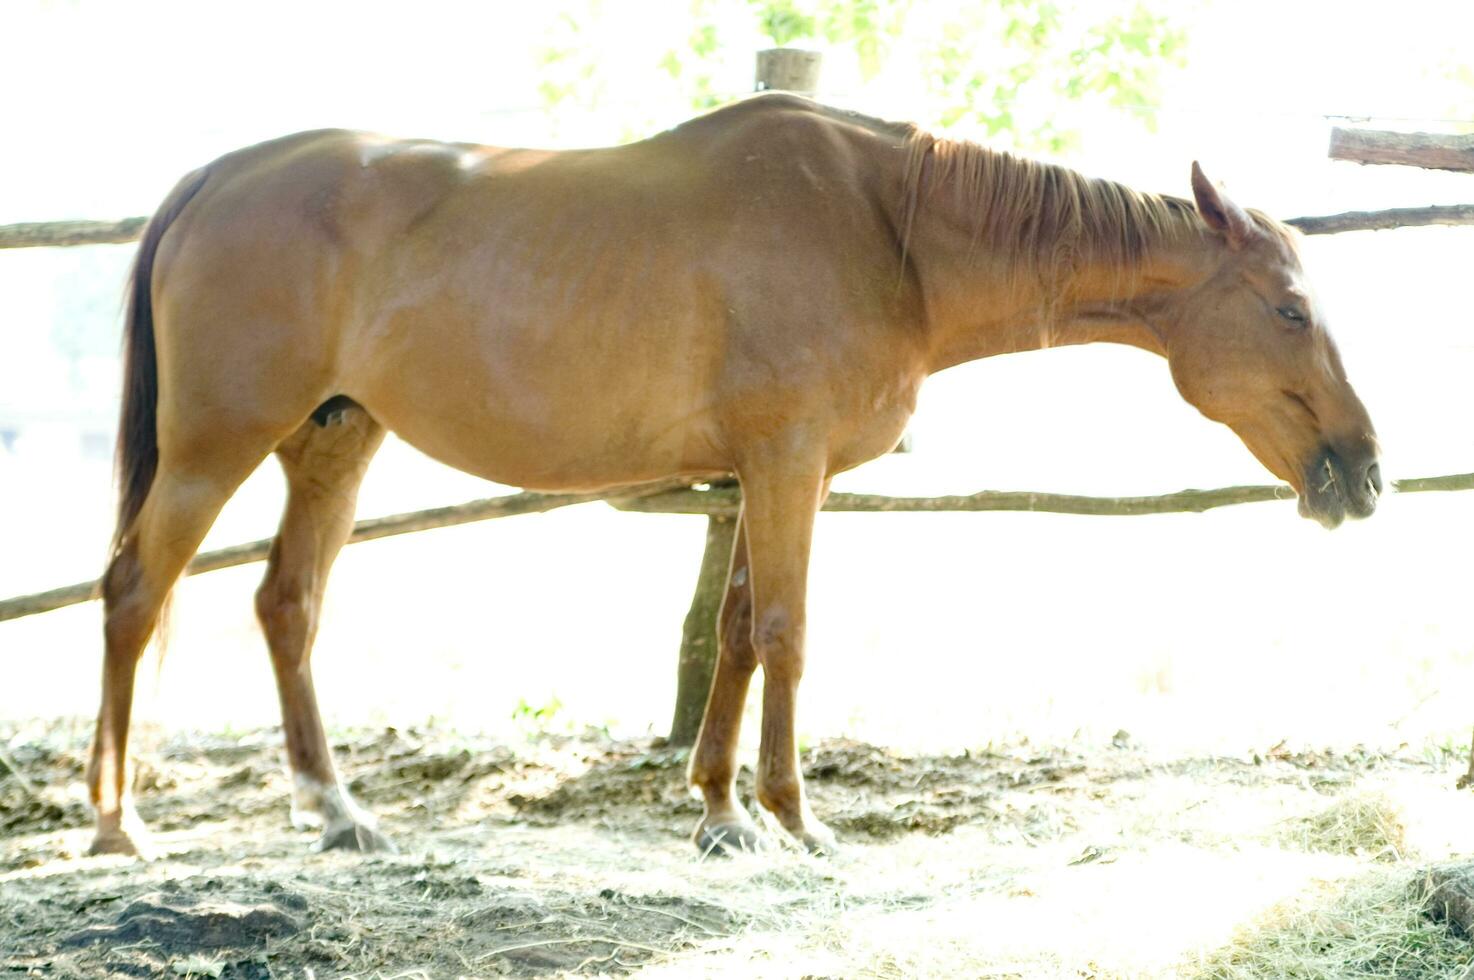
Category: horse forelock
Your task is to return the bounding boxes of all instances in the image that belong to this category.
[1247,208,1304,260]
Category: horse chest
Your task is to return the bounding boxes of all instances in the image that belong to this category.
[828,388,917,473]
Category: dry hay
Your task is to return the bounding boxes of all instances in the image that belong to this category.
[6,721,1474,978]
[1275,791,1412,863]
[1196,792,1474,978]
[1191,864,1474,979]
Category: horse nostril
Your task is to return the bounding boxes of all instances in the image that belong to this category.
[1365,461,1383,497]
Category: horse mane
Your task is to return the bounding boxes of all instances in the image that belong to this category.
[693,96,1297,295]
[895,126,1295,294]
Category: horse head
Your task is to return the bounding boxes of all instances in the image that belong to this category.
[1162,163,1380,528]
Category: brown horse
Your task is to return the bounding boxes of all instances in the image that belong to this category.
[87,94,1380,858]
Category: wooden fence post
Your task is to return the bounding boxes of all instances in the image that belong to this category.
[754,48,822,94]
[666,506,738,746]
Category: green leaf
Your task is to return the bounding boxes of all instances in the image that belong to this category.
[754,0,818,46]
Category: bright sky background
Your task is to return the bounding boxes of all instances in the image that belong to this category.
[3,0,1474,754]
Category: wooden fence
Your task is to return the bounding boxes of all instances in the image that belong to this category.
[3,83,1472,743]
[6,195,1472,252]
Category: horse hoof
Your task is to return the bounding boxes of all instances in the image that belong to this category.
[694,821,768,858]
[312,822,397,854]
[86,828,153,860]
[798,829,840,857]
[289,804,325,833]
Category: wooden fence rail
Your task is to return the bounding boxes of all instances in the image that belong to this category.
[1285,204,1474,235]
[0,218,147,250]
[7,205,1474,251]
[4,471,1472,627]
[1329,128,1474,174]
[0,480,689,623]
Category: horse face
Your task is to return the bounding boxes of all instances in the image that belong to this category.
[1164,164,1380,529]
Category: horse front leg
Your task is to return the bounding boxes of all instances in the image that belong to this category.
[748,469,834,853]
[691,462,832,855]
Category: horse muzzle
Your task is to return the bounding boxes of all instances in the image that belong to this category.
[1297,444,1381,529]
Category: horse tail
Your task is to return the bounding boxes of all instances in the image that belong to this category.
[111,167,210,557]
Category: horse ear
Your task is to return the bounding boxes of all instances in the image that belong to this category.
[1191,161,1254,250]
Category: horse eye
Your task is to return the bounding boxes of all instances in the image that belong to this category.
[1277,306,1307,325]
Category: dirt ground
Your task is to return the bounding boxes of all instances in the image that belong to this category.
[4,719,1474,979]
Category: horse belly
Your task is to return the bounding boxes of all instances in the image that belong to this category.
[342,239,731,490]
[353,357,727,492]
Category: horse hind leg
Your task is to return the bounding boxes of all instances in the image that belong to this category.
[254,400,390,852]
[88,428,285,857]
[688,511,767,855]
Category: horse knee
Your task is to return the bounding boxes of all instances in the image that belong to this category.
[752,609,804,682]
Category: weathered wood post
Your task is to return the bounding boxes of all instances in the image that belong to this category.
[1325,127,1474,795]
[664,48,825,746]
[753,48,822,94]
[1328,128,1474,174]
[666,494,739,746]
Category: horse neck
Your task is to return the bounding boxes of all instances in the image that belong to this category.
[902,172,1217,374]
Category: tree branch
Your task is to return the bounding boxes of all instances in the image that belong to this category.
[1287,204,1474,235]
